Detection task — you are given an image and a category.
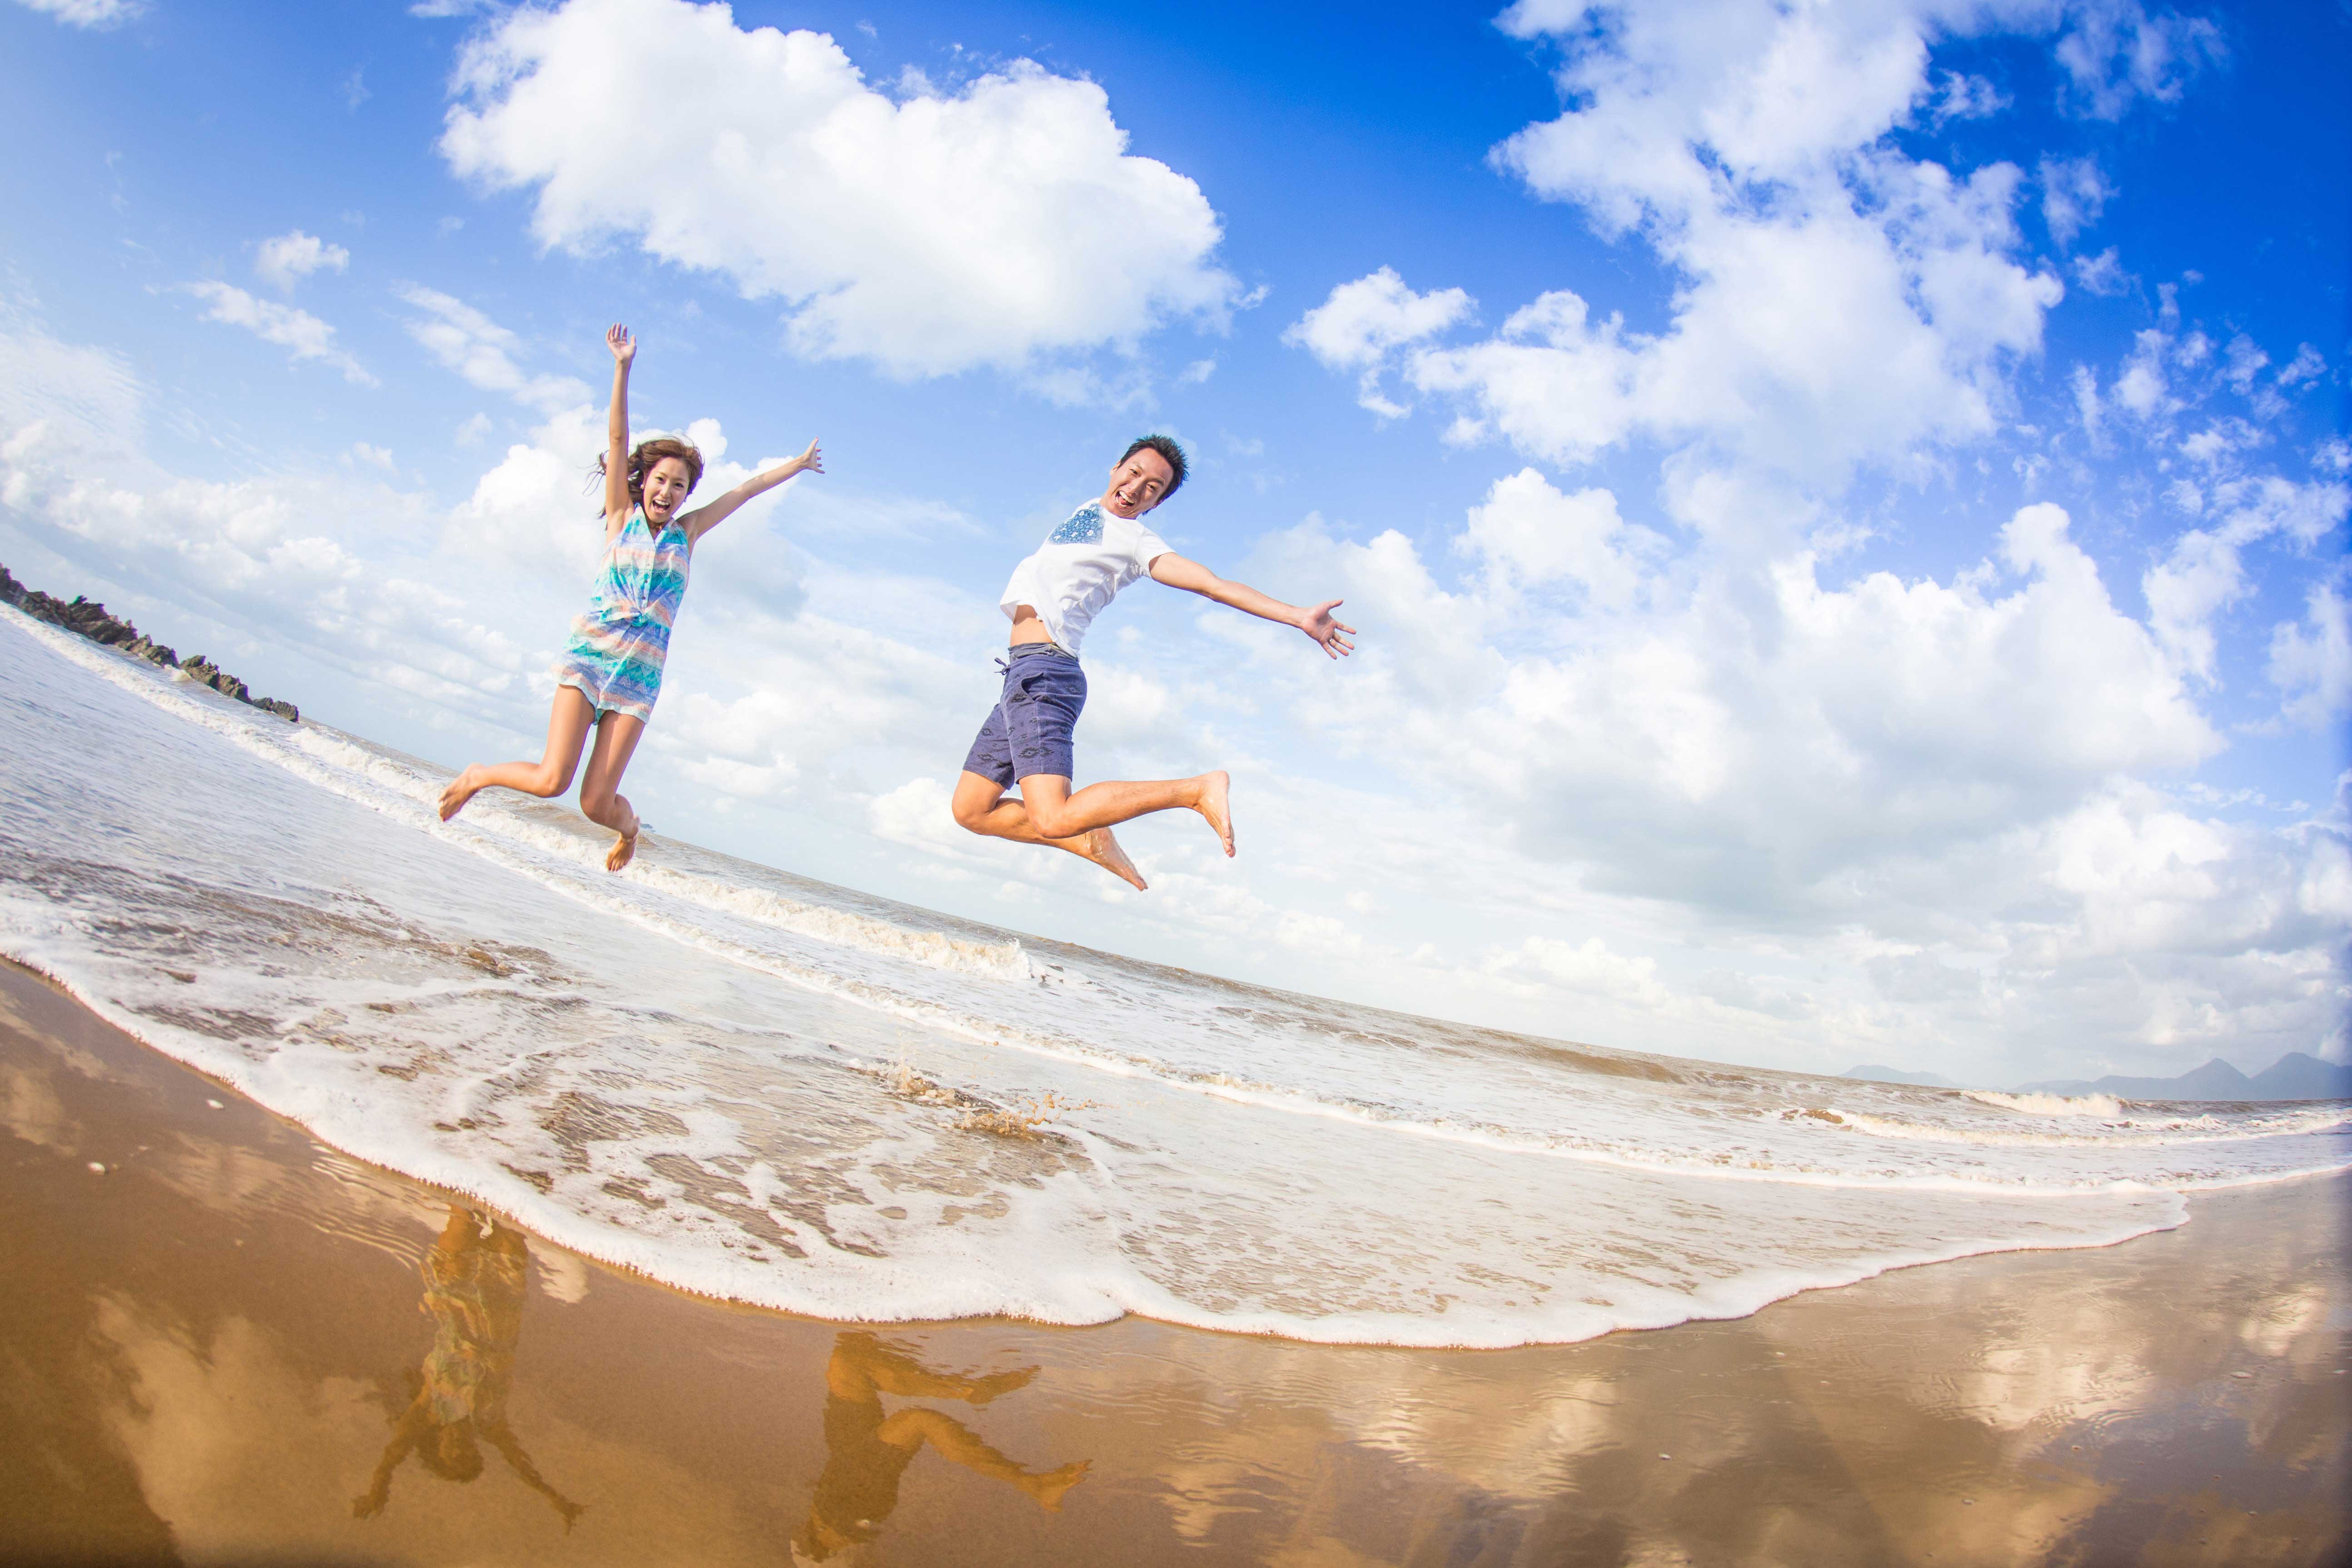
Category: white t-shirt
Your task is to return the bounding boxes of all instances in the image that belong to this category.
[998,499,1173,659]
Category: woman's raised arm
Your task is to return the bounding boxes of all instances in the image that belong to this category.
[601,325,635,528]
[681,438,823,544]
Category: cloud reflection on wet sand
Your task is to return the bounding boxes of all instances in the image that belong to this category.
[3,957,2345,1566]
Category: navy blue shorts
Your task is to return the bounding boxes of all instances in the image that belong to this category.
[962,643,1086,787]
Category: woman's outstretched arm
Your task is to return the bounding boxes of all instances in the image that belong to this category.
[1148,552,1357,658]
[602,325,635,535]
[680,439,823,544]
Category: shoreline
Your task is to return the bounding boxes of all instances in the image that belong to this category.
[5,955,2346,1566]
[20,928,2329,1355]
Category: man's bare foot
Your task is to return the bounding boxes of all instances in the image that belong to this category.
[1025,1459,1090,1512]
[437,765,485,822]
[1084,828,1148,890]
[606,826,638,871]
[1194,771,1233,857]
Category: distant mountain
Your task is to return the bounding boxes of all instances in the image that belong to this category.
[2014,1051,2352,1103]
[2249,1052,2352,1101]
[1842,1065,1961,1088]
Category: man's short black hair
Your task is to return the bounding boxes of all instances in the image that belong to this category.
[1119,434,1188,499]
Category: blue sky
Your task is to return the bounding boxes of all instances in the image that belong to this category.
[2,0,2345,1085]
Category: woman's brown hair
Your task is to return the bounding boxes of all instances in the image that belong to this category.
[594,437,704,514]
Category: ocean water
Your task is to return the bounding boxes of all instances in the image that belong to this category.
[4,607,2345,1348]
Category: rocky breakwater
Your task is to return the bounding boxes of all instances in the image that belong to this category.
[0,563,300,723]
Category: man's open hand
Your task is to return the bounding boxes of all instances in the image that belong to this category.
[1298,600,1356,659]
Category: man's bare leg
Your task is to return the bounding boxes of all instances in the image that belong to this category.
[951,772,1150,890]
[875,1407,1091,1511]
[438,688,596,820]
[577,711,646,871]
[1023,771,1233,859]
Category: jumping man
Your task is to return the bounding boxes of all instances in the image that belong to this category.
[951,436,1354,890]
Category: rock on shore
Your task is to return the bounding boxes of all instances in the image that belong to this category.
[0,563,299,724]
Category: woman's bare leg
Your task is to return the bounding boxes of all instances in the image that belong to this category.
[577,710,645,871]
[951,771,1150,890]
[439,688,597,820]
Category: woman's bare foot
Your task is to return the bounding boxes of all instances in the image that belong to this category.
[1194,771,1233,857]
[1084,828,1148,890]
[606,824,639,871]
[437,765,486,822]
[1024,1459,1090,1512]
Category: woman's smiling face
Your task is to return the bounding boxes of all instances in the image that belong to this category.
[643,456,694,521]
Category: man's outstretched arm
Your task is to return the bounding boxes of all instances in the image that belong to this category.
[1147,553,1356,659]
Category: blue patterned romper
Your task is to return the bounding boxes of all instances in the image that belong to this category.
[553,507,691,723]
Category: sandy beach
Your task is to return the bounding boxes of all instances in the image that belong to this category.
[3,956,2344,1567]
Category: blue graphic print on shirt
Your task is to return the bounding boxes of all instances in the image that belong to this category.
[1048,502,1105,545]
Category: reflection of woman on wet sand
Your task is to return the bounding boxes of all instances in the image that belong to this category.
[792,1331,1088,1563]
[352,1205,584,1529]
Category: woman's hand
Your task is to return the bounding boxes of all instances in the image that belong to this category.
[605,324,636,365]
[788,437,823,477]
[1296,600,1357,659]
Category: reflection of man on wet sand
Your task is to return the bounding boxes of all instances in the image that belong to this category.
[792,1331,1089,1563]
[352,1205,584,1529]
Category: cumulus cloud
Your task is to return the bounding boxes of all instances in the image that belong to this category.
[2070,246,2129,296]
[393,283,590,413]
[1456,467,1663,610]
[13,0,142,28]
[1282,267,1475,418]
[253,230,351,292]
[2051,0,2226,121]
[2037,154,2112,249]
[176,282,375,386]
[2142,476,2349,683]
[437,0,1241,383]
[1928,69,2008,126]
[1294,0,2070,500]
[1248,497,2220,925]
[2268,582,2352,730]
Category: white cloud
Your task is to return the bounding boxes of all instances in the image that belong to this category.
[2037,154,2112,248]
[2268,582,2352,730]
[1252,499,2218,917]
[2145,477,2345,682]
[253,230,351,292]
[437,0,1241,383]
[1928,69,2008,126]
[2070,246,2129,296]
[12,0,142,28]
[176,282,374,386]
[1485,935,1670,1008]
[1282,267,1474,417]
[393,283,589,413]
[1297,3,2070,501]
[2275,345,2326,389]
[1456,468,1662,610]
[2052,0,2226,121]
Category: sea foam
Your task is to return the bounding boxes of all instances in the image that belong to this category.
[2,607,2344,1347]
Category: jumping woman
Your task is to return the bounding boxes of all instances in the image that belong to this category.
[437,325,820,869]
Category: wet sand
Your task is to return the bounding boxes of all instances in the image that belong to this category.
[1,956,2345,1568]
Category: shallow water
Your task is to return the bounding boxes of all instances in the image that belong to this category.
[3,605,2346,1346]
[6,957,2346,1566]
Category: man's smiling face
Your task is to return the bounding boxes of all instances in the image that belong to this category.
[1102,448,1176,518]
